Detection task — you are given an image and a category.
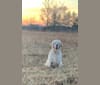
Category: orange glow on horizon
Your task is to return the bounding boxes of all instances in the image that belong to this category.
[22,18,44,26]
[22,0,78,25]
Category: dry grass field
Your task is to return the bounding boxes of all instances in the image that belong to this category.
[22,30,79,85]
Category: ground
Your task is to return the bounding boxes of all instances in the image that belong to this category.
[22,30,79,85]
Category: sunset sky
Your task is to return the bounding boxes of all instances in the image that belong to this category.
[22,0,78,25]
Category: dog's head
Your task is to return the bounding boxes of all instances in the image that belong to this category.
[51,40,63,51]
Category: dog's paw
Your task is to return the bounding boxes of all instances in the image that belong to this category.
[59,63,64,67]
[44,62,51,67]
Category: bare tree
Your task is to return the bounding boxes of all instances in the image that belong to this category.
[40,0,68,29]
[40,0,52,27]
[72,12,78,25]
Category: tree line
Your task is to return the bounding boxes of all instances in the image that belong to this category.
[40,0,78,29]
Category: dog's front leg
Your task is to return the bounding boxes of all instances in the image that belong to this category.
[58,52,63,67]
[44,51,52,67]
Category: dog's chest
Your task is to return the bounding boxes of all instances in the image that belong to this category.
[51,51,60,63]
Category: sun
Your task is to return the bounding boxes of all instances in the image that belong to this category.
[22,0,44,25]
[22,0,43,9]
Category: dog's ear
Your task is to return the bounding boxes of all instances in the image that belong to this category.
[61,42,63,47]
[58,40,63,47]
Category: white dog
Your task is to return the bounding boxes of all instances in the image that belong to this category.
[45,40,63,68]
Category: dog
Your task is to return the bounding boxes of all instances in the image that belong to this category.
[45,39,63,68]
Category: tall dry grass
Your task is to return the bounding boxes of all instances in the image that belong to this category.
[22,30,79,85]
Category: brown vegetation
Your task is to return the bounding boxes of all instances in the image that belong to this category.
[22,30,79,85]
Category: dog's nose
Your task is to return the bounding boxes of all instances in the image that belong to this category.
[56,44,59,49]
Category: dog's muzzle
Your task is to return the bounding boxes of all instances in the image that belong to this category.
[56,44,59,49]
[53,44,59,50]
